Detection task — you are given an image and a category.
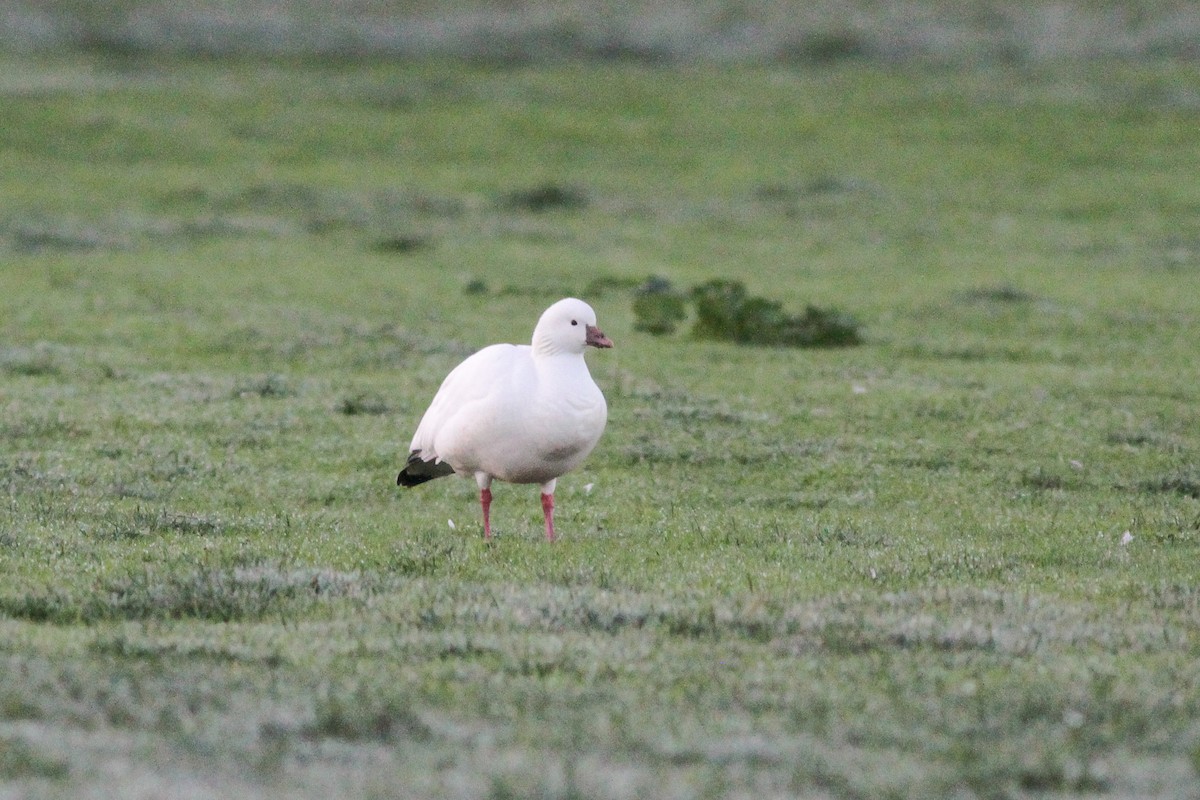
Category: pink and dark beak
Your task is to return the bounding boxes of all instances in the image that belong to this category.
[585,324,613,349]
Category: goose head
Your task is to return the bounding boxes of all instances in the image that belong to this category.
[532,298,613,356]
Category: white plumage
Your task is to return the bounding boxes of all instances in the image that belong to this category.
[397,298,612,541]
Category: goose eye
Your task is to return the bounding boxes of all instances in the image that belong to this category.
[570,320,578,326]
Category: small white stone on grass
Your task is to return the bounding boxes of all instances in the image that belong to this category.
[1120,531,1133,545]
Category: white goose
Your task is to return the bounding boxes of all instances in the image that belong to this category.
[397,298,613,541]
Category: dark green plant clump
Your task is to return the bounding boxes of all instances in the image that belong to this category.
[500,183,588,212]
[632,276,688,335]
[633,277,862,347]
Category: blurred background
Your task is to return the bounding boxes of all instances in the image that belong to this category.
[3,0,1198,64]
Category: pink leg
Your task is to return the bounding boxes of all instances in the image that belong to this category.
[480,488,493,540]
[541,492,556,542]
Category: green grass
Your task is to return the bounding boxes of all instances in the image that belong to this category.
[2,52,1200,798]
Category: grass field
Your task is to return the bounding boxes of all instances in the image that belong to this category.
[2,48,1200,799]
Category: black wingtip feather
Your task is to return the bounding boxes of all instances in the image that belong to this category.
[397,451,455,487]
[397,469,436,487]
